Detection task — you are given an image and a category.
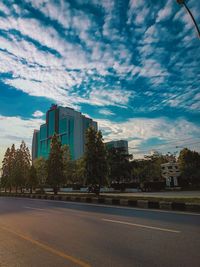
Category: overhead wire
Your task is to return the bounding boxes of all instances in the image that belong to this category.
[128,136,200,150]
[128,140,200,154]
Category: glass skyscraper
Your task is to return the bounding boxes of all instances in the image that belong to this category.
[32,105,97,161]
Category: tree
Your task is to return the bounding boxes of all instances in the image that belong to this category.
[178,148,200,186]
[33,157,48,192]
[131,153,169,183]
[107,147,132,187]
[1,142,31,193]
[1,148,10,192]
[28,165,38,194]
[84,127,108,194]
[62,145,74,185]
[1,144,16,192]
[14,141,31,192]
[75,157,86,185]
[47,134,64,194]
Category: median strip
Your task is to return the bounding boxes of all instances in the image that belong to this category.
[1,193,200,213]
[102,218,181,233]
[0,225,91,267]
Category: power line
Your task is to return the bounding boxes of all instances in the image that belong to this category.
[128,137,200,150]
[129,141,200,154]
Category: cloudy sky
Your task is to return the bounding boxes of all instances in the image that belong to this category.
[0,0,200,164]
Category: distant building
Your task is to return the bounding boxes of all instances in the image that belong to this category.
[32,129,39,161]
[161,162,180,187]
[32,105,97,161]
[105,140,128,154]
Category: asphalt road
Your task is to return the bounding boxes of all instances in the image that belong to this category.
[0,197,200,267]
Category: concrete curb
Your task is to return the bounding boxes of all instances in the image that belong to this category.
[0,193,200,213]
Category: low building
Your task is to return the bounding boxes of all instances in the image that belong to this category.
[161,162,180,187]
[105,140,128,154]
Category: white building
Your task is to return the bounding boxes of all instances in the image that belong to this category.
[161,162,180,187]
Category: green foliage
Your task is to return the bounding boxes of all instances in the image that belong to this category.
[75,157,86,185]
[1,147,11,191]
[1,141,31,192]
[62,145,74,184]
[28,165,38,193]
[178,148,200,185]
[1,145,17,191]
[84,127,108,192]
[16,141,31,190]
[107,147,132,184]
[131,154,169,183]
[47,134,64,194]
[33,157,47,189]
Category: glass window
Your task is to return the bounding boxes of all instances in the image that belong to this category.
[40,140,47,158]
[69,118,74,159]
[59,118,67,134]
[61,134,68,145]
[40,124,47,140]
[36,132,40,157]
[48,110,55,137]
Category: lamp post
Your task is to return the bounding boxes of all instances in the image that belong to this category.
[176,0,200,38]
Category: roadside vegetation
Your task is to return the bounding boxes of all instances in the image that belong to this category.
[1,127,200,195]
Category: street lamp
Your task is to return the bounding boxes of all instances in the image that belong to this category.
[176,0,200,38]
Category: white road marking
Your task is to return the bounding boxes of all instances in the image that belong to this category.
[24,206,45,211]
[102,218,181,233]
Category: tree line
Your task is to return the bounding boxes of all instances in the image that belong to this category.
[1,127,200,194]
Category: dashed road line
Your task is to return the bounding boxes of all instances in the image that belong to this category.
[102,218,181,233]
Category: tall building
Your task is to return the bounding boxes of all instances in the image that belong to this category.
[105,140,129,154]
[32,104,97,161]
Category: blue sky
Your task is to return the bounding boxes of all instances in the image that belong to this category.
[0,0,200,163]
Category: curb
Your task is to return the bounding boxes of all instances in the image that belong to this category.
[0,193,199,213]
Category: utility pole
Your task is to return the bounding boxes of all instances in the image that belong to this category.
[176,0,200,38]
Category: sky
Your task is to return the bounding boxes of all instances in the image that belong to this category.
[0,0,200,165]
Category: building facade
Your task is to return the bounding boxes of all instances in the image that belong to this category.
[105,140,129,154]
[32,105,97,161]
[161,162,180,187]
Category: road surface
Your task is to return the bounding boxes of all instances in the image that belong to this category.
[0,197,199,267]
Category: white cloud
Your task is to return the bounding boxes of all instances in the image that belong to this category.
[97,117,200,157]
[0,6,134,109]
[161,90,200,111]
[0,0,199,117]
[25,0,72,30]
[79,88,133,107]
[99,109,115,116]
[156,0,173,23]
[0,2,10,15]
[173,5,197,40]
[32,110,44,118]
[0,115,45,166]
